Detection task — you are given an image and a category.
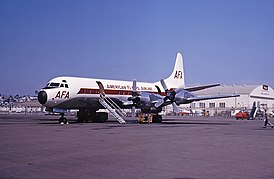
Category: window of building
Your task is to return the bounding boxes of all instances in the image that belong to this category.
[199,103,205,108]
[191,103,196,108]
[219,103,225,108]
[209,103,215,108]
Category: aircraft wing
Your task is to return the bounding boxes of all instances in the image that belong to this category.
[186,94,240,102]
[184,84,220,92]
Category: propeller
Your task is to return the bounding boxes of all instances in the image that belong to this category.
[131,80,137,120]
[155,79,184,113]
[128,80,139,120]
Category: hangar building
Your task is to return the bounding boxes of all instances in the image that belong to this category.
[179,84,274,115]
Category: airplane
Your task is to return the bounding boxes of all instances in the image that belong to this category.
[38,53,240,124]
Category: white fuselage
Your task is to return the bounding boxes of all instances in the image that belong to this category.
[40,76,163,110]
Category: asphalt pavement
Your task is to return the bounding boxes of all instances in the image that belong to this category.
[0,114,274,179]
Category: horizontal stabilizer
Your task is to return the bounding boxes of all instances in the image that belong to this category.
[184,84,220,92]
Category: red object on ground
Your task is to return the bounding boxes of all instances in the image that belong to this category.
[235,111,249,120]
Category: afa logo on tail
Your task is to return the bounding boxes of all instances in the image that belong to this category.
[174,70,183,79]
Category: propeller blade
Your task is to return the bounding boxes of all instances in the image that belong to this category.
[131,106,135,120]
[172,103,179,113]
[155,98,164,108]
[132,79,137,98]
[131,80,137,120]
[132,80,137,93]
[160,79,168,91]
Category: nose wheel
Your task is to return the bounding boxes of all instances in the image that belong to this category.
[59,113,69,124]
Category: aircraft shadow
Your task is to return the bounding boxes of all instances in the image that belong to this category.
[160,121,231,126]
[33,117,231,126]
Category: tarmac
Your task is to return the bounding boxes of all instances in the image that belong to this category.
[0,114,274,179]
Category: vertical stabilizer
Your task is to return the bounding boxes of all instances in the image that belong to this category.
[157,53,185,89]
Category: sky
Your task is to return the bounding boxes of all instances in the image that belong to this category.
[1,0,274,95]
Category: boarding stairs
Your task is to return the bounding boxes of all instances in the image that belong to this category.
[99,94,126,124]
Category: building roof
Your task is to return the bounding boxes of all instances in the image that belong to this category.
[193,85,270,96]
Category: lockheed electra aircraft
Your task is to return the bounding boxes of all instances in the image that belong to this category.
[38,53,239,124]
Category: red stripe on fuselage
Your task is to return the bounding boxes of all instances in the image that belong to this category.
[77,88,165,96]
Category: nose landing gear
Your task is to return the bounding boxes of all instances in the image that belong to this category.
[59,113,69,124]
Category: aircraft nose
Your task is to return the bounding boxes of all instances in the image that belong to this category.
[38,91,47,105]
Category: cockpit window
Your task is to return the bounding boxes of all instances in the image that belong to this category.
[60,83,69,88]
[42,80,69,89]
[43,83,60,89]
[49,83,60,87]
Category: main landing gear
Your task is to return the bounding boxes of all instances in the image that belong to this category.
[77,109,108,123]
[137,113,162,124]
[152,114,163,123]
[137,107,163,124]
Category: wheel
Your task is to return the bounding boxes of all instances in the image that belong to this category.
[152,115,162,123]
[59,117,63,124]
